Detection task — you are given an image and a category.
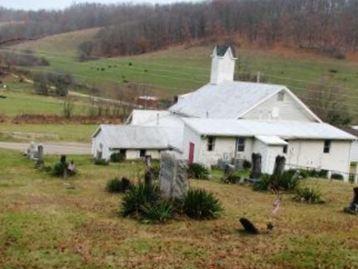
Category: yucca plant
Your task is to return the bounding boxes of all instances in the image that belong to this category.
[188,163,210,180]
[121,183,160,217]
[141,200,173,223]
[252,174,271,191]
[293,186,324,204]
[183,189,222,219]
[106,177,131,193]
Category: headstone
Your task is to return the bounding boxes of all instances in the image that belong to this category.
[26,142,37,159]
[159,152,188,199]
[224,163,236,175]
[273,155,286,176]
[344,187,358,214]
[144,155,153,188]
[35,144,44,168]
[239,217,259,234]
[61,155,68,178]
[250,153,262,179]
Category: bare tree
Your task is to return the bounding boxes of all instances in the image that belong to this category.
[305,79,352,126]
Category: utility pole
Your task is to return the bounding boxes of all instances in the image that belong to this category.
[256,71,261,83]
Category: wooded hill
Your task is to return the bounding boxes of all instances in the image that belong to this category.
[1,0,358,59]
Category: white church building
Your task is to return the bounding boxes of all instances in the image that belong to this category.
[92,45,356,180]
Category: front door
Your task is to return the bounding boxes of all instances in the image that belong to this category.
[188,142,195,164]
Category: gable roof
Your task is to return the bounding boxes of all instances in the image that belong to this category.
[92,125,173,150]
[215,45,236,57]
[183,118,355,140]
[169,81,321,122]
[170,81,287,119]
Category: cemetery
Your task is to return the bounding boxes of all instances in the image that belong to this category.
[0,145,357,268]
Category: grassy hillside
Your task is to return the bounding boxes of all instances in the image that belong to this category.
[0,77,98,142]
[0,149,357,268]
[7,29,358,121]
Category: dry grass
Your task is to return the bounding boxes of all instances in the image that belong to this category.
[0,149,357,268]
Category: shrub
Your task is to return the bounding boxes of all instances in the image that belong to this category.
[318,169,328,179]
[293,186,324,204]
[94,159,109,166]
[121,183,160,218]
[106,177,132,193]
[331,173,344,180]
[252,174,271,191]
[51,162,67,177]
[141,200,173,223]
[221,174,241,184]
[110,152,125,163]
[243,160,252,170]
[150,163,161,181]
[188,163,210,180]
[275,170,300,191]
[253,171,299,192]
[183,189,222,219]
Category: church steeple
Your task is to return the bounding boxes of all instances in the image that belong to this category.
[210,45,237,85]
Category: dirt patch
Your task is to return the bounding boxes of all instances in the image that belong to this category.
[0,114,7,123]
[11,114,122,124]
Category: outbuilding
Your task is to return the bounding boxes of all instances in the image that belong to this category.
[92,125,177,161]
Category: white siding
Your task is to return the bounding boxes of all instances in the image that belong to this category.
[125,149,161,160]
[350,141,358,163]
[92,133,111,160]
[183,125,202,163]
[286,140,351,180]
[210,49,235,84]
[243,91,315,122]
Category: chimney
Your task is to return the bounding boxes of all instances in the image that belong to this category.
[210,45,237,85]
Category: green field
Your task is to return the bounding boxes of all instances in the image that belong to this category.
[9,29,357,99]
[0,149,357,268]
[0,78,97,142]
[0,124,96,142]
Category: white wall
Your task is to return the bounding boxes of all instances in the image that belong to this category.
[183,125,203,163]
[126,149,161,160]
[92,132,162,161]
[92,133,111,160]
[182,125,352,179]
[210,51,235,84]
[252,140,285,174]
[350,140,358,163]
[286,140,352,180]
[243,91,316,122]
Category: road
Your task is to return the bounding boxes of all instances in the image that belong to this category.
[0,142,91,155]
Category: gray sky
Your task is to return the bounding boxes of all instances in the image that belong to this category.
[1,0,198,10]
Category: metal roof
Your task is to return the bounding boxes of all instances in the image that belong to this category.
[93,125,171,149]
[128,110,170,125]
[183,118,356,140]
[169,81,287,119]
[255,135,288,145]
[138,113,185,150]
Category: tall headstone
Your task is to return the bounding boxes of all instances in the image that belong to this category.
[159,152,188,199]
[273,155,286,176]
[35,144,44,168]
[250,153,262,179]
[344,187,358,214]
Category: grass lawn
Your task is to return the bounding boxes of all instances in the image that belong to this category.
[0,149,357,268]
[0,124,97,142]
[0,78,92,117]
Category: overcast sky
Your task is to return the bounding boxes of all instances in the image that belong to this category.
[0,0,199,10]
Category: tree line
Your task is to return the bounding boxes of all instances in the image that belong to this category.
[1,1,358,59]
